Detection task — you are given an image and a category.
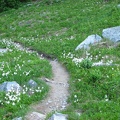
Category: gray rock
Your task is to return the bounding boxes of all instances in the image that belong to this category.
[0,81,21,92]
[75,34,102,50]
[48,113,67,120]
[27,79,37,88]
[102,26,120,42]
[0,82,6,91]
[25,112,45,120]
[0,48,7,53]
[12,117,22,120]
[117,4,120,8]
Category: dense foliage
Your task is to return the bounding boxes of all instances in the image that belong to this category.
[0,0,63,12]
[0,0,20,12]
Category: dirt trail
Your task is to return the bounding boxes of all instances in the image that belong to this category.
[13,42,69,119]
[30,60,69,114]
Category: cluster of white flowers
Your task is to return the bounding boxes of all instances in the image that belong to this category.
[0,58,32,80]
[22,85,44,95]
[62,50,114,67]
[0,86,21,106]
[106,60,113,65]
[0,85,44,106]
[62,51,92,67]
[0,40,43,81]
[93,60,113,66]
[18,37,38,44]
[65,36,75,40]
[105,95,109,102]
[0,39,13,48]
[62,52,74,59]
[74,94,79,103]
[72,58,84,67]
[18,36,53,45]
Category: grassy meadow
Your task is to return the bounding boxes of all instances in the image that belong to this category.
[0,0,120,119]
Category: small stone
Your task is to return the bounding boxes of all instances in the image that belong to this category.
[0,48,7,53]
[48,113,67,120]
[27,79,37,88]
[117,4,120,8]
[48,100,52,103]
[12,117,22,120]
[25,112,45,120]
[62,105,66,108]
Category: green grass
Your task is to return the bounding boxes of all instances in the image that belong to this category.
[0,40,52,119]
[0,0,120,119]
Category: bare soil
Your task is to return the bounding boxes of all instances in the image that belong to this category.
[29,60,69,114]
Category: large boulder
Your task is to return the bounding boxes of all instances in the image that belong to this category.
[48,113,67,120]
[0,81,21,92]
[102,26,120,42]
[75,34,102,50]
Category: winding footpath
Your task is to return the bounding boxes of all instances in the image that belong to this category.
[29,60,69,114]
[13,42,69,119]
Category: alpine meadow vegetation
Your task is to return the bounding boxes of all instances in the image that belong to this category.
[0,0,120,119]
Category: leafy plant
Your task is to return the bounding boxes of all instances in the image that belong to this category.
[88,69,102,84]
[80,58,93,69]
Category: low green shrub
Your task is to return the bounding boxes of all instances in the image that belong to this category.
[6,0,20,8]
[0,0,20,12]
[0,0,6,12]
[80,58,93,69]
[0,0,30,12]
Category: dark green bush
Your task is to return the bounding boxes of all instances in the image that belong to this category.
[0,0,30,12]
[6,0,20,8]
[0,0,20,12]
[0,0,6,12]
